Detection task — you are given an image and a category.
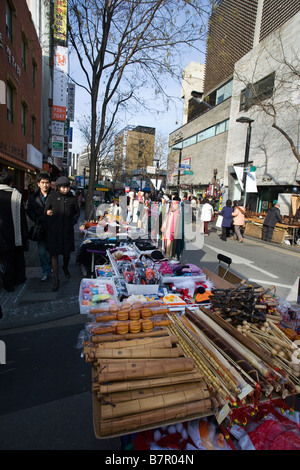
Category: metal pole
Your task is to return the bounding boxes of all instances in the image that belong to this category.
[177,148,182,194]
[242,122,252,207]
[155,160,158,192]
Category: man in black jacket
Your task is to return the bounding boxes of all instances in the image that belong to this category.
[262,203,282,242]
[26,172,53,281]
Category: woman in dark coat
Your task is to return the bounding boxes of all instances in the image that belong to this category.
[45,176,80,291]
[219,199,233,241]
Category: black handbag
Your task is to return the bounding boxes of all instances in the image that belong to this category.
[29,223,45,242]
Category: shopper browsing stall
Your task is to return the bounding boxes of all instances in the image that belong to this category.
[26,172,53,281]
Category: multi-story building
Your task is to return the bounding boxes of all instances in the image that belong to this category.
[169,0,300,211]
[0,0,43,195]
[114,125,156,183]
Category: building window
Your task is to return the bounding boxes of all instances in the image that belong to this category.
[31,116,36,144]
[32,60,37,88]
[6,1,13,43]
[216,80,233,105]
[7,81,14,123]
[21,101,27,135]
[22,34,28,70]
[240,72,275,111]
[171,119,230,152]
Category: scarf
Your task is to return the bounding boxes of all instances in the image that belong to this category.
[0,184,23,246]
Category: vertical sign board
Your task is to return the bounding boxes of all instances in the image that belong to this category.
[52,135,64,158]
[52,45,68,121]
[68,83,75,122]
[53,0,68,44]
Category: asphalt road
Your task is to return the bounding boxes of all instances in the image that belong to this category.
[0,316,122,450]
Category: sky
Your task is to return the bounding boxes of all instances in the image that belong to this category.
[69,47,207,156]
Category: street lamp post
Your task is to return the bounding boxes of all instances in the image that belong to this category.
[236,117,254,207]
[172,140,183,196]
[153,158,159,193]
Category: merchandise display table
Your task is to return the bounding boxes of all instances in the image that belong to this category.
[245,217,300,245]
[76,217,300,449]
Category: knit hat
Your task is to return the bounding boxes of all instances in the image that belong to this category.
[55,176,70,187]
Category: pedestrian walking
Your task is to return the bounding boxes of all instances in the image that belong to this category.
[262,202,282,242]
[26,172,53,281]
[0,171,28,292]
[232,200,246,243]
[45,176,80,292]
[219,199,233,241]
[199,197,214,236]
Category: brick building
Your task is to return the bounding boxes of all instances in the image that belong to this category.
[0,0,42,197]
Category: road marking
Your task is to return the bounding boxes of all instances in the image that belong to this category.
[244,238,300,257]
[207,245,279,278]
[285,276,300,302]
[248,279,293,288]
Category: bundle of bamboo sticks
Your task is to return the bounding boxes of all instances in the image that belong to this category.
[209,285,280,325]
[239,320,300,393]
[170,307,299,408]
[84,326,213,437]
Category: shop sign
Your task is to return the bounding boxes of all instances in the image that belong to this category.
[27,144,43,169]
[52,135,64,158]
[54,0,68,43]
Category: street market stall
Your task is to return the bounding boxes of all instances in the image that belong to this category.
[76,203,300,449]
[244,215,300,245]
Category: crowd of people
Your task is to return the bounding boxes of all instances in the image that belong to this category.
[0,170,286,294]
[0,171,80,293]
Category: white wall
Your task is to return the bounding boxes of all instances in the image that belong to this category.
[225,12,300,188]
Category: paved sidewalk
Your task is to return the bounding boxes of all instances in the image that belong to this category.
[0,218,84,331]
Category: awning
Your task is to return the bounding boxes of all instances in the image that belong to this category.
[0,152,37,172]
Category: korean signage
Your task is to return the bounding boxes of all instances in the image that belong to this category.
[52,120,64,136]
[67,83,75,121]
[54,0,68,44]
[52,135,64,158]
[52,45,68,122]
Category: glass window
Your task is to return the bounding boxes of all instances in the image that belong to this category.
[7,82,13,123]
[32,61,37,88]
[183,135,197,148]
[31,116,36,144]
[240,73,275,111]
[198,126,215,142]
[21,102,27,135]
[22,36,27,70]
[6,1,13,43]
[216,80,233,105]
[216,120,226,135]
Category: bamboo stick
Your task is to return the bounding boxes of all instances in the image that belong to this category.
[98,371,204,394]
[98,399,212,436]
[96,356,195,383]
[91,329,169,343]
[97,381,209,403]
[101,387,210,420]
[96,336,178,350]
[85,345,184,361]
[167,323,234,402]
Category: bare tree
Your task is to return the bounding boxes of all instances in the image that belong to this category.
[67,0,211,217]
[235,31,300,164]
